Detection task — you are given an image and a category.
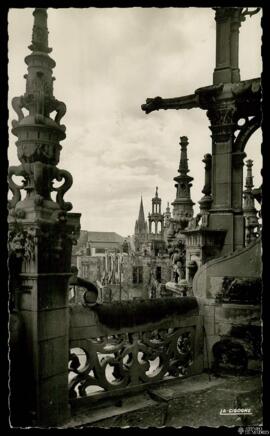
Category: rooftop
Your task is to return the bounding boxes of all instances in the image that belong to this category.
[87,231,124,244]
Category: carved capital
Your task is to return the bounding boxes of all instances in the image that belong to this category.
[207,105,238,141]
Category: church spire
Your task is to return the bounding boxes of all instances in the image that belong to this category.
[138,195,146,223]
[134,196,148,251]
[171,136,194,229]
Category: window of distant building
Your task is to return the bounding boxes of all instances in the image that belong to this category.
[156,266,162,283]
[81,263,89,279]
[132,266,143,284]
[96,248,106,254]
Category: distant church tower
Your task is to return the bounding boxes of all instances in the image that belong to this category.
[171,136,194,230]
[148,187,165,255]
[148,187,164,238]
[134,196,148,252]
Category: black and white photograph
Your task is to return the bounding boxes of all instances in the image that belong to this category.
[6,4,266,430]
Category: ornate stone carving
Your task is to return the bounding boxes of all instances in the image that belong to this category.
[141,94,199,114]
[8,165,26,209]
[28,9,52,54]
[8,226,36,261]
[11,96,25,126]
[8,161,73,212]
[207,104,238,141]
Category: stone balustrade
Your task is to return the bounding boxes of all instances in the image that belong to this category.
[68,298,203,411]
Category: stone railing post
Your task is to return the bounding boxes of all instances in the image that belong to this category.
[8,8,80,427]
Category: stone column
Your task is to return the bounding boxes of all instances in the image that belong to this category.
[8,9,80,427]
[231,150,246,249]
[207,103,244,253]
[230,8,242,83]
[213,8,242,85]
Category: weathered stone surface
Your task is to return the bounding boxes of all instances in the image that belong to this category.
[62,374,262,428]
[39,336,68,378]
[193,237,261,300]
[90,402,165,428]
[39,308,68,340]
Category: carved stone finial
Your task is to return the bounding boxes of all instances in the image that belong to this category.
[8,7,73,218]
[199,153,212,215]
[179,136,189,175]
[201,154,212,196]
[243,159,260,245]
[28,8,52,53]
[171,136,194,230]
[245,159,254,191]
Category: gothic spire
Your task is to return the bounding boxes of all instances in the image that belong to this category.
[138,196,146,223]
[134,196,148,251]
[135,196,147,234]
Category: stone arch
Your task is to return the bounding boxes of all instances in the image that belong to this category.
[157,220,162,233]
[234,115,261,153]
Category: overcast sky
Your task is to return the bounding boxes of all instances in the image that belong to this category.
[8,8,262,237]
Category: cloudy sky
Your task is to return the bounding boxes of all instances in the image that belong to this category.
[8,8,262,237]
